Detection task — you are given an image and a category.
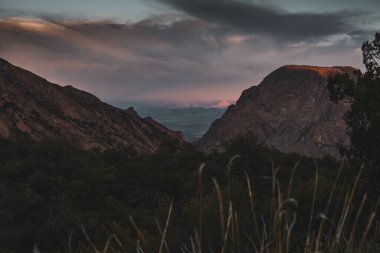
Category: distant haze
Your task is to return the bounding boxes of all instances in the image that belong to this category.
[134,106,225,142]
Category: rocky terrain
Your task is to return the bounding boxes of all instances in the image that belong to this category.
[0,58,184,153]
[197,65,356,158]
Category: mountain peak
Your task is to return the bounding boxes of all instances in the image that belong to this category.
[0,58,9,64]
[0,58,12,71]
[125,107,138,116]
[281,65,356,77]
[197,65,353,158]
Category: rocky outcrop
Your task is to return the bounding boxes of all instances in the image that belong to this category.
[0,58,184,153]
[197,65,356,158]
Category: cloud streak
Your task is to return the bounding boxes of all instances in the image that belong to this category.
[0,16,248,101]
[157,0,360,41]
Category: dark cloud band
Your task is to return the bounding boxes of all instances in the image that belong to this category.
[157,0,357,41]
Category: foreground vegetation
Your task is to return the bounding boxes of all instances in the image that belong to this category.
[0,137,378,252]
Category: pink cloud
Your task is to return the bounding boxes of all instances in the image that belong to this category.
[213,99,232,108]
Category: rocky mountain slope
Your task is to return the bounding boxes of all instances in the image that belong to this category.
[0,58,184,153]
[197,65,356,158]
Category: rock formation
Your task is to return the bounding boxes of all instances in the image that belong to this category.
[197,65,356,158]
[0,58,184,153]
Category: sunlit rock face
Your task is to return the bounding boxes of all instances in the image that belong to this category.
[0,58,184,153]
[197,65,356,158]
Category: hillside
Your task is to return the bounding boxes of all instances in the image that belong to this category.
[0,58,184,153]
[197,65,356,158]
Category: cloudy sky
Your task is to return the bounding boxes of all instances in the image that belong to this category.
[1,0,379,107]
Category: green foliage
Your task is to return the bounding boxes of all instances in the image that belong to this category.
[362,32,380,78]
[327,33,380,159]
[1,136,375,252]
[327,32,380,194]
[0,139,119,252]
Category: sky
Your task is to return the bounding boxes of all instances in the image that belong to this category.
[0,0,379,107]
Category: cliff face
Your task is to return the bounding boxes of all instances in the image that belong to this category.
[0,58,184,153]
[197,65,355,158]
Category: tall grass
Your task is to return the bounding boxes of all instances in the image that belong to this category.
[65,157,378,253]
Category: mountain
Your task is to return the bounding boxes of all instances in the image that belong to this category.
[197,65,356,158]
[0,58,184,153]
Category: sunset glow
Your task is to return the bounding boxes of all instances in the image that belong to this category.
[0,0,378,107]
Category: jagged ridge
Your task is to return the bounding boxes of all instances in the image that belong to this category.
[0,58,184,153]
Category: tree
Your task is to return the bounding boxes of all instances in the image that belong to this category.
[328,32,380,193]
[362,33,380,78]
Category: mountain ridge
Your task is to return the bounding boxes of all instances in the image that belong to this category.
[0,58,184,153]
